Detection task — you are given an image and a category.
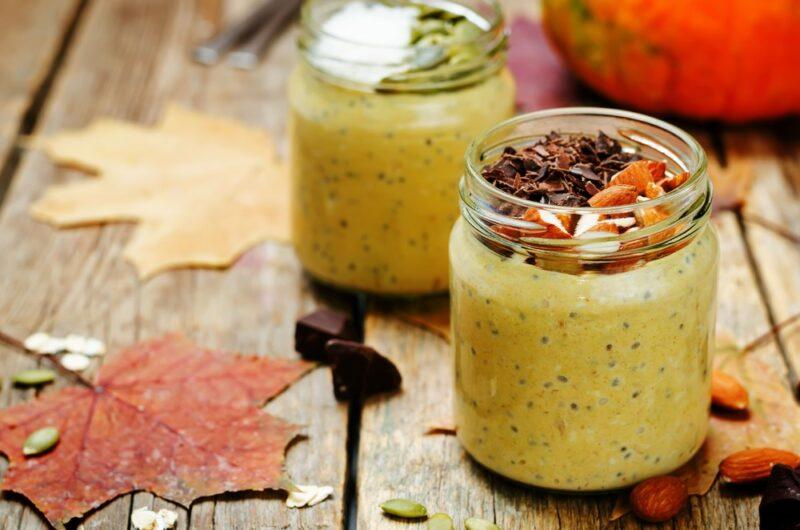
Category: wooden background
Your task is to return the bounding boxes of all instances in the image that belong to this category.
[0,0,797,528]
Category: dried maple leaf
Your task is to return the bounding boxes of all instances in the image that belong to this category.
[508,16,585,112]
[611,329,800,520]
[0,334,312,525]
[708,153,754,214]
[390,296,451,343]
[30,105,289,278]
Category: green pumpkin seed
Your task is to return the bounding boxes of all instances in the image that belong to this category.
[451,20,482,42]
[379,498,427,518]
[13,369,56,386]
[23,427,59,456]
[428,512,455,530]
[412,19,448,43]
[465,517,501,530]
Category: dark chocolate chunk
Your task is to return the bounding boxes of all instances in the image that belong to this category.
[481,131,640,206]
[295,309,358,362]
[760,464,800,530]
[325,339,402,401]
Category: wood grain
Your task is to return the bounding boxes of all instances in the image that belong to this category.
[0,0,349,529]
[0,0,82,185]
[725,126,800,383]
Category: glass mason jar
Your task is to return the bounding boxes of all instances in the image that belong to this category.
[289,0,515,295]
[451,108,718,491]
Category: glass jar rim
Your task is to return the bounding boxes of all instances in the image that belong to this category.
[297,0,508,93]
[459,107,713,259]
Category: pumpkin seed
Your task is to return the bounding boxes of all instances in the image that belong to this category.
[379,498,427,518]
[451,19,482,42]
[428,512,454,530]
[13,369,56,386]
[23,427,59,456]
[465,517,501,530]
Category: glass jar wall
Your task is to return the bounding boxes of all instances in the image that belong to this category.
[451,109,718,491]
[289,0,515,295]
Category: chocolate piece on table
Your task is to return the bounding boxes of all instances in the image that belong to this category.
[325,339,402,401]
[295,308,358,362]
[759,464,800,530]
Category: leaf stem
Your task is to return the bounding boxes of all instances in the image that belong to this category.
[744,213,800,245]
[742,311,800,354]
[0,330,94,387]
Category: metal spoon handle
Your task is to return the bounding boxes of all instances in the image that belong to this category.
[228,0,301,70]
[192,0,279,66]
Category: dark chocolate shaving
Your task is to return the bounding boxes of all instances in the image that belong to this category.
[481,131,640,206]
[326,339,402,401]
[760,464,800,530]
[295,309,358,362]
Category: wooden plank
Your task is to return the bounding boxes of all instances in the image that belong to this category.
[0,0,349,529]
[725,125,800,384]
[0,0,82,177]
[358,182,775,526]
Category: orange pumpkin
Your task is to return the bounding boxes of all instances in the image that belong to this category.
[541,0,800,121]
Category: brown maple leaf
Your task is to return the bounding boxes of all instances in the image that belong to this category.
[0,334,312,525]
[29,105,289,278]
[390,296,451,343]
[611,327,800,520]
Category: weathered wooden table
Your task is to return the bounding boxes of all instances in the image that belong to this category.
[0,0,797,528]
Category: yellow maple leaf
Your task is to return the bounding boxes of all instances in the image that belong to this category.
[30,105,289,278]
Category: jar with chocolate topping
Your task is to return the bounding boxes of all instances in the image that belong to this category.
[289,0,514,295]
[451,108,718,491]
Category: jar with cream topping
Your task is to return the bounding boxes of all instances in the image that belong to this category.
[289,0,515,295]
[451,108,718,491]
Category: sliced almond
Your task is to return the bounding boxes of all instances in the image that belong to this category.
[586,221,620,235]
[645,182,665,199]
[660,171,690,192]
[587,185,638,208]
[720,448,800,483]
[630,475,687,523]
[636,206,678,245]
[491,224,521,240]
[556,213,575,234]
[608,161,654,194]
[522,208,572,239]
[573,213,601,236]
[576,223,621,253]
[711,370,749,411]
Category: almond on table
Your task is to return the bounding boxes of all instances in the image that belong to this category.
[629,475,688,522]
[711,370,749,411]
[720,448,800,484]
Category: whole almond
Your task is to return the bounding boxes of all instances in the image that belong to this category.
[711,370,749,411]
[720,448,800,483]
[608,161,654,193]
[660,171,690,191]
[629,475,688,522]
[587,185,638,208]
[646,160,667,181]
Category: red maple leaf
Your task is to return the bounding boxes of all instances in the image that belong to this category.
[0,334,312,525]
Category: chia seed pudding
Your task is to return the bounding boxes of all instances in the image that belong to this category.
[289,0,514,295]
[451,109,718,491]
